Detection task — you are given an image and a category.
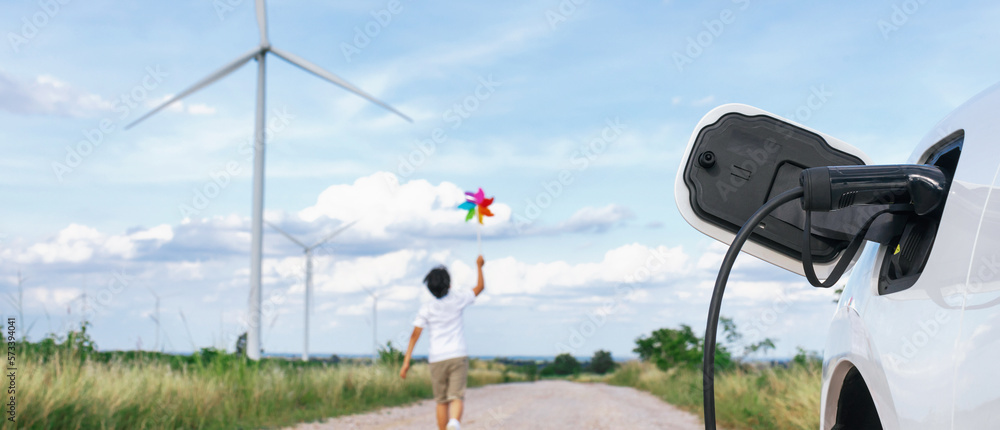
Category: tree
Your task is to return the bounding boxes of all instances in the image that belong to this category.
[550,353,581,375]
[633,323,735,371]
[589,349,616,375]
[235,332,247,357]
[792,347,821,368]
[743,338,777,358]
[633,324,702,370]
[720,317,742,345]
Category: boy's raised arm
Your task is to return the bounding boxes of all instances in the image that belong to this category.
[473,255,485,297]
[399,326,422,379]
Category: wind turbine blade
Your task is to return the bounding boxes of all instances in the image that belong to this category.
[361,285,376,297]
[162,332,175,352]
[265,221,308,248]
[310,219,359,249]
[269,47,412,123]
[25,320,36,339]
[125,47,261,129]
[269,313,280,330]
[179,310,197,351]
[256,0,269,46]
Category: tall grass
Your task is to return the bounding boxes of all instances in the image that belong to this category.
[10,347,520,430]
[602,361,822,430]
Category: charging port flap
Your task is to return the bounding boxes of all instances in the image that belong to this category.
[675,104,873,277]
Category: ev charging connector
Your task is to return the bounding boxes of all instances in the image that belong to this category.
[800,165,948,216]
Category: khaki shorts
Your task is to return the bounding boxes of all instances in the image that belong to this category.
[428,356,468,403]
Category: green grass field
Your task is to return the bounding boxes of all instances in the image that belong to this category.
[587,361,822,430]
[10,341,523,430]
[15,326,819,429]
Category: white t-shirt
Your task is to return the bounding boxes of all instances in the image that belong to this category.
[413,288,476,363]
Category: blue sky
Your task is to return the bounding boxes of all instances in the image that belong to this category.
[2,0,999,359]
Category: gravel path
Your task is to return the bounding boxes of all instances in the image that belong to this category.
[286,380,703,430]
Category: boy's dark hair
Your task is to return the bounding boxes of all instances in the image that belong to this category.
[423,265,450,299]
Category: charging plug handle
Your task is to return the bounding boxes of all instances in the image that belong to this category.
[801,165,947,215]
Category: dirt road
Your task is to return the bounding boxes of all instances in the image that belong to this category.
[287,380,703,430]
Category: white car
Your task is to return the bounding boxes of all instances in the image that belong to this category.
[675,83,1000,429]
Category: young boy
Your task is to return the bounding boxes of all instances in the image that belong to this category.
[399,255,485,430]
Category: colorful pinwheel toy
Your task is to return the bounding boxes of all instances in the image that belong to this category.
[458,188,494,224]
[458,188,494,254]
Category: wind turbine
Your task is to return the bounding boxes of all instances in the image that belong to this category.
[68,290,89,325]
[5,271,26,335]
[147,287,161,351]
[178,309,197,352]
[126,0,411,360]
[267,220,357,361]
[361,285,379,365]
[146,287,179,352]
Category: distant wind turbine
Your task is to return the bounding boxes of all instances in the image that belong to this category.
[178,309,197,352]
[5,271,26,336]
[362,285,379,365]
[41,303,52,335]
[126,0,411,360]
[146,287,179,352]
[267,220,357,361]
[68,290,89,324]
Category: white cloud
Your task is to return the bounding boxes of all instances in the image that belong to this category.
[553,204,634,233]
[186,103,217,115]
[0,216,834,356]
[144,94,185,113]
[141,95,216,116]
[5,174,633,267]
[11,223,174,264]
[0,72,113,117]
[297,172,513,240]
[453,243,690,296]
[269,249,428,296]
[691,95,716,106]
[0,171,839,356]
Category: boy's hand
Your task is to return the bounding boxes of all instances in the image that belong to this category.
[399,361,410,379]
[473,255,486,296]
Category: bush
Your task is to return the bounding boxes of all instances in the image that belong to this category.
[377,341,405,367]
[514,361,538,381]
[589,349,616,374]
[549,353,581,376]
[792,347,821,368]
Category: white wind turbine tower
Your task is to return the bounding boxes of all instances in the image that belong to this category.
[266,220,357,361]
[126,0,411,360]
[361,285,379,365]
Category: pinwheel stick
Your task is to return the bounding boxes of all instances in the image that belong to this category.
[477,222,482,256]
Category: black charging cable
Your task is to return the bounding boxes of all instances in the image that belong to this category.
[801,208,890,288]
[702,186,803,430]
